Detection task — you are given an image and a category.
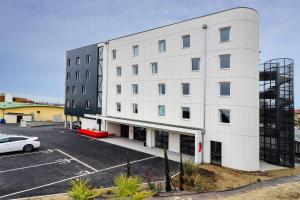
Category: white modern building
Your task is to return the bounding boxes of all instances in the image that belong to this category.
[66,7,261,171]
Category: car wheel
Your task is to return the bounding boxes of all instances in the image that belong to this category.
[23,144,34,152]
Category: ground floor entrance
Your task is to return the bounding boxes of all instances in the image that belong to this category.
[180,135,195,156]
[133,127,146,141]
[211,141,222,166]
[120,124,129,138]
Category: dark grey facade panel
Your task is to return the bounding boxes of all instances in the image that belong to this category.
[65,44,100,117]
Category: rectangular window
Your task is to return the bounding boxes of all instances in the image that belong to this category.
[151,62,158,74]
[182,35,190,48]
[72,100,76,108]
[72,86,76,94]
[116,66,122,76]
[155,130,169,149]
[82,85,86,94]
[116,102,121,112]
[116,84,121,94]
[132,64,138,75]
[86,55,91,63]
[75,71,80,79]
[158,40,166,52]
[66,72,70,80]
[76,57,80,65]
[132,45,139,57]
[66,86,70,93]
[66,100,70,108]
[181,83,190,95]
[219,109,230,123]
[158,105,165,117]
[182,107,190,119]
[180,135,195,156]
[220,54,231,69]
[85,100,90,109]
[86,70,90,78]
[158,83,165,95]
[67,59,70,66]
[220,27,230,42]
[112,49,117,59]
[219,82,230,96]
[132,84,138,94]
[192,58,200,71]
[132,103,138,114]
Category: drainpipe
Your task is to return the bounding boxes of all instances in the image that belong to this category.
[202,24,208,163]
[104,41,109,131]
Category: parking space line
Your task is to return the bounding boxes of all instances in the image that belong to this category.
[0,149,53,159]
[0,159,72,174]
[0,155,157,199]
[54,149,98,172]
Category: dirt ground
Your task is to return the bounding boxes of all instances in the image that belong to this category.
[216,181,300,200]
[174,163,300,192]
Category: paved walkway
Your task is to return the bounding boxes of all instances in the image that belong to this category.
[151,173,300,199]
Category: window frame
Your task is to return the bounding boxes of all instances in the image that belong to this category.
[116,66,122,76]
[85,100,90,109]
[112,49,117,60]
[158,39,166,52]
[86,55,91,63]
[132,45,139,57]
[66,99,70,108]
[182,34,190,48]
[72,100,76,108]
[76,57,80,65]
[191,57,200,71]
[219,26,231,43]
[158,83,166,95]
[219,82,231,97]
[75,71,80,80]
[66,72,70,80]
[67,59,70,66]
[219,54,231,69]
[181,83,190,96]
[158,105,166,117]
[181,106,191,119]
[116,102,121,112]
[132,103,138,114]
[219,109,231,124]
[151,62,158,74]
[116,84,121,94]
[86,70,90,78]
[82,85,86,94]
[132,84,138,95]
[132,64,138,75]
[72,86,76,94]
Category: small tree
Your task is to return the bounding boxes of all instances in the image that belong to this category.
[126,152,131,178]
[179,153,184,191]
[164,148,171,192]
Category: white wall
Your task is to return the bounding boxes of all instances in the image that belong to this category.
[107,122,121,136]
[81,118,99,130]
[102,8,259,171]
[168,132,180,153]
[4,114,17,123]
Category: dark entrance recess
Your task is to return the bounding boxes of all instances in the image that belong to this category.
[211,141,222,166]
[133,127,146,141]
[155,130,169,150]
[180,135,195,156]
[120,125,129,138]
[17,115,23,123]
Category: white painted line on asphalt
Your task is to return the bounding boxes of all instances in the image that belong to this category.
[0,158,73,174]
[0,149,53,159]
[54,149,98,172]
[0,155,157,199]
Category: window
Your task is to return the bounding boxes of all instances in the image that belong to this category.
[0,137,9,143]
[76,57,80,65]
[66,100,70,108]
[72,100,76,108]
[66,86,70,93]
[66,72,70,80]
[82,85,86,94]
[192,58,200,71]
[211,141,222,166]
[220,27,230,42]
[182,35,190,48]
[151,62,158,74]
[132,103,138,114]
[181,83,190,95]
[180,135,195,156]
[75,71,80,79]
[219,109,230,123]
[132,84,138,94]
[67,59,70,66]
[219,82,230,96]
[86,55,91,63]
[158,40,166,52]
[116,102,121,112]
[158,105,165,117]
[155,130,169,149]
[86,70,90,78]
[85,100,90,109]
[116,66,122,76]
[182,107,190,119]
[220,54,231,69]
[72,86,76,94]
[116,84,121,94]
[9,137,27,142]
[112,49,117,59]
[132,64,138,75]
[158,83,165,95]
[132,45,139,57]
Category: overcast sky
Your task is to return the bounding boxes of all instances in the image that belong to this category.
[0,0,299,107]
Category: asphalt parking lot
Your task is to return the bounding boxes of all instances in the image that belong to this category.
[0,124,179,200]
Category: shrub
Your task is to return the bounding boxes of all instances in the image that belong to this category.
[179,153,184,191]
[164,148,171,192]
[114,174,143,198]
[183,160,197,176]
[68,178,97,200]
[194,177,204,192]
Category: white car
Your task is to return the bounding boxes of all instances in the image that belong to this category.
[0,135,40,153]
